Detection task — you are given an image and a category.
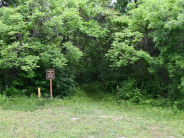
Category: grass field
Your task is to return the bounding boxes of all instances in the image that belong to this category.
[0,84,184,138]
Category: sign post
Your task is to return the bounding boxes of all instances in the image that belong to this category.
[50,79,52,99]
[46,69,55,99]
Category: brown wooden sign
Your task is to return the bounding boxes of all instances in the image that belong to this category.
[46,69,55,80]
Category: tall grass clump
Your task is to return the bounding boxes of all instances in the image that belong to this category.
[0,94,65,111]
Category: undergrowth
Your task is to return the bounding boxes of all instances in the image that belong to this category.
[0,82,183,120]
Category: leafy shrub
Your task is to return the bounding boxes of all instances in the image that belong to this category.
[173,100,184,110]
[118,79,143,103]
[0,67,77,98]
[0,94,6,105]
[2,86,29,96]
[53,67,77,97]
[140,98,184,110]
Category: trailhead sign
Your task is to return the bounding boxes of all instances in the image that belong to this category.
[46,69,55,99]
[46,69,55,80]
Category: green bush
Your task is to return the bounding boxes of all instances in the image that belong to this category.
[0,94,6,105]
[53,67,77,97]
[140,98,184,110]
[118,79,143,103]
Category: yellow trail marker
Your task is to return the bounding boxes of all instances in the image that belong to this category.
[38,87,41,98]
[117,85,119,91]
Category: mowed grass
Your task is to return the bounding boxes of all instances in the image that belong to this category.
[0,84,184,138]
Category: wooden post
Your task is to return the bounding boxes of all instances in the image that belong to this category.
[38,87,41,98]
[50,79,52,99]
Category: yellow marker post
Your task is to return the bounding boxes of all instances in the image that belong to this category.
[38,87,41,98]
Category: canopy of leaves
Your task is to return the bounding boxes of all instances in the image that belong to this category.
[0,0,110,96]
[1,0,184,104]
[106,0,184,100]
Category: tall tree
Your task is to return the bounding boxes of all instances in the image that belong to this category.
[0,0,111,96]
[106,0,184,99]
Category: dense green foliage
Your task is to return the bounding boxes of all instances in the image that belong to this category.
[0,0,109,96]
[105,0,184,108]
[0,0,184,108]
[107,0,184,98]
